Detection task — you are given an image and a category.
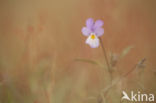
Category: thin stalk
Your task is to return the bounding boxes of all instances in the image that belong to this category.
[99,37,112,82]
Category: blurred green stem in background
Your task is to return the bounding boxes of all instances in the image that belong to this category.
[102,60,141,96]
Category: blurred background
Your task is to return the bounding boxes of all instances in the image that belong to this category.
[0,0,156,103]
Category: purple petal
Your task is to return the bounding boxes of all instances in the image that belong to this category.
[86,18,94,29]
[81,27,91,36]
[94,20,104,29]
[94,28,104,37]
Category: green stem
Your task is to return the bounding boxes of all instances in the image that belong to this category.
[99,38,112,81]
[103,64,138,95]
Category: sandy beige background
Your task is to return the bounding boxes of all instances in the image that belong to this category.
[0,0,156,103]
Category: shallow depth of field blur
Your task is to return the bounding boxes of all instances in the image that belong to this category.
[0,0,156,103]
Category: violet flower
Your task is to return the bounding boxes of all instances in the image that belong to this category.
[82,18,104,48]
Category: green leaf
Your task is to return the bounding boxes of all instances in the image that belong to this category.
[74,58,105,69]
[120,46,134,58]
[75,58,98,65]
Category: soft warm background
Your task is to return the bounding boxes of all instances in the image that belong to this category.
[0,0,156,103]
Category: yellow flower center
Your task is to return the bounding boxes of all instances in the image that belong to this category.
[90,34,96,40]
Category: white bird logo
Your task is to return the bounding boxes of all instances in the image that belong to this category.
[122,91,131,101]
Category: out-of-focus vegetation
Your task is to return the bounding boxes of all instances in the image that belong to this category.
[0,0,156,103]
